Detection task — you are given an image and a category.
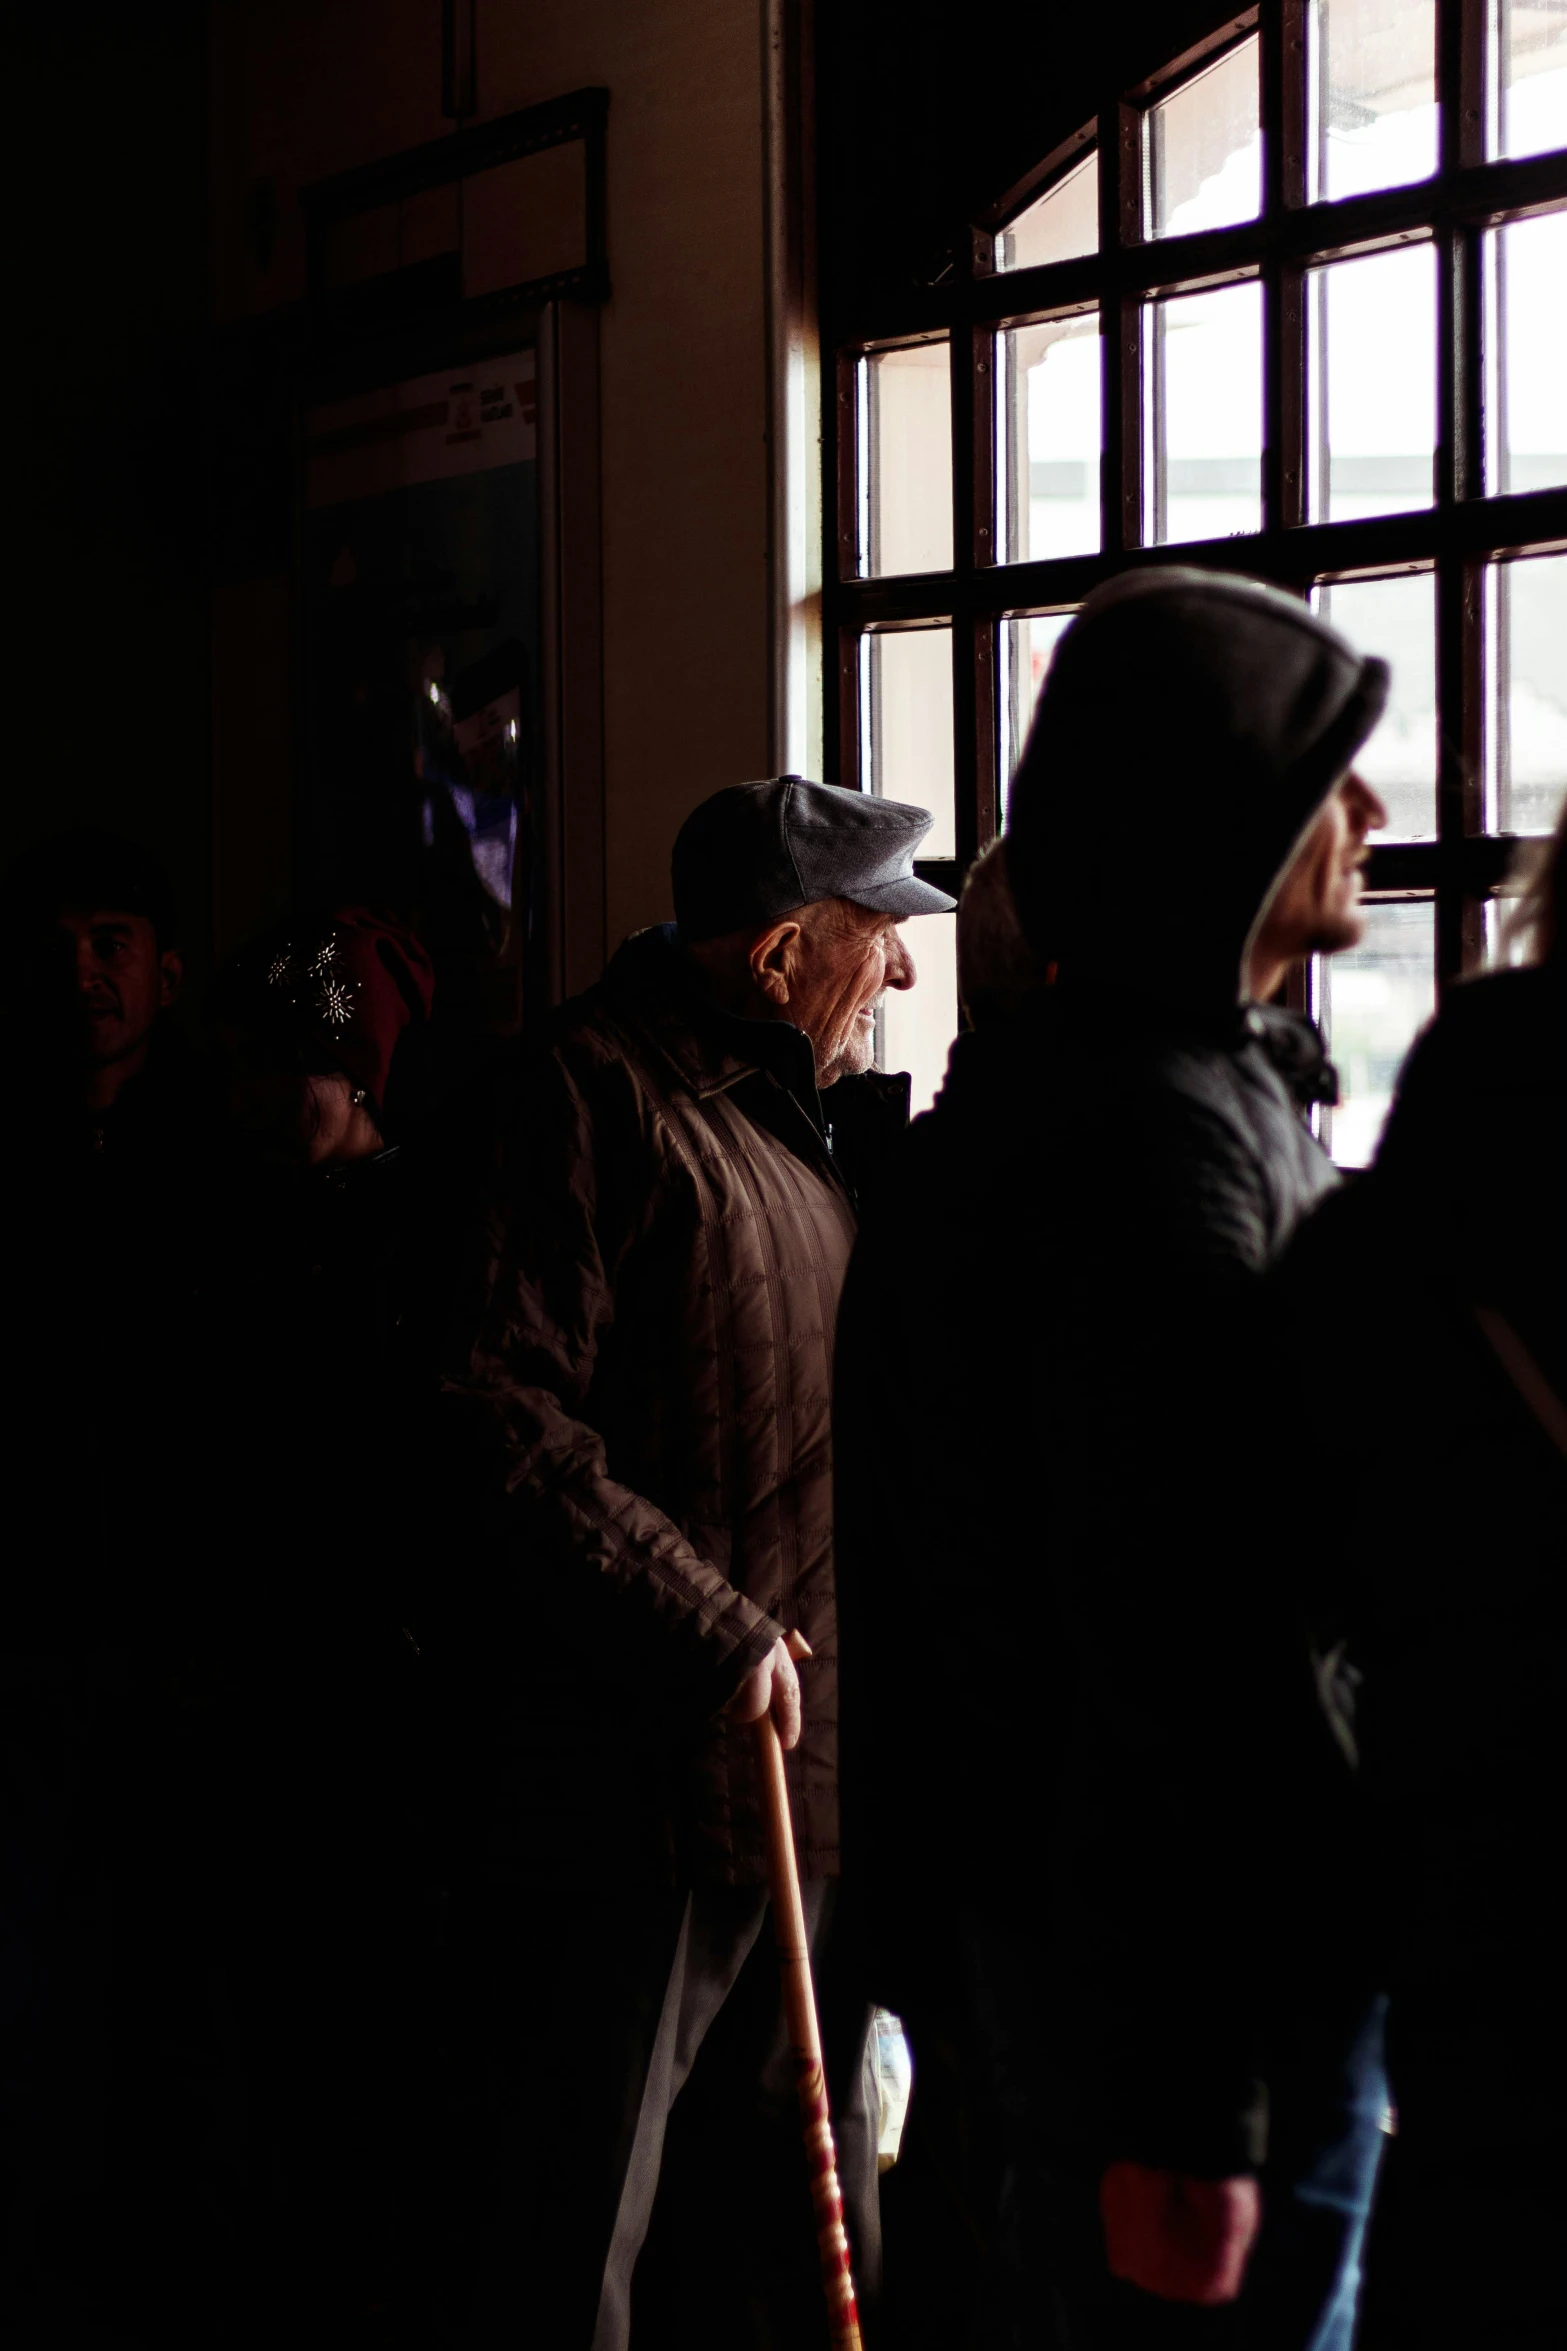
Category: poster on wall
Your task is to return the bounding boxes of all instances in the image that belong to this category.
[303,350,539,1040]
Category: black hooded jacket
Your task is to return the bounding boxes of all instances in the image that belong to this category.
[835,570,1387,2176]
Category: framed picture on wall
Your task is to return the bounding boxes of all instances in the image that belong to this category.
[302,349,543,1040]
[289,86,609,1064]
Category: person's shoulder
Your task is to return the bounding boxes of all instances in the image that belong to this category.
[1399,963,1562,1093]
[1375,962,1566,1203]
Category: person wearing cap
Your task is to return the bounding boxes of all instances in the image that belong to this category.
[834,569,1392,2347]
[440,776,952,2348]
[0,826,194,1151]
[0,826,218,1616]
[0,830,227,2335]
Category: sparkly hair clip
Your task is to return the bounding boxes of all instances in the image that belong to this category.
[263,931,359,1029]
[316,971,359,1029]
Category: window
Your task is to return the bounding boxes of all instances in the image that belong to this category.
[829,2,1567,1134]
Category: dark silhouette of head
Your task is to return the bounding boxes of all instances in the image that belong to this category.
[1,829,183,1112]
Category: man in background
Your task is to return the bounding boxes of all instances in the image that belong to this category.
[0,831,224,2344]
[0,826,212,1590]
[2,826,192,1155]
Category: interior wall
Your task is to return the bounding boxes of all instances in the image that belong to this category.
[7,2,212,1000]
[208,0,770,962]
[817,0,1236,323]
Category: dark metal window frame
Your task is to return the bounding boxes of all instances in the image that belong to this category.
[824,0,1567,983]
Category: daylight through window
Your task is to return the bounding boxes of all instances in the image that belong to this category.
[830,0,1567,1141]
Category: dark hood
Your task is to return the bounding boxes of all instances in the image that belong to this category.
[1006,568,1388,1013]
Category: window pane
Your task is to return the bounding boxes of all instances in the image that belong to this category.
[878,911,958,1118]
[1307,245,1436,522]
[1144,35,1262,238]
[997,152,1098,271]
[861,626,956,856]
[861,343,953,578]
[1491,0,1567,161]
[1316,900,1436,1168]
[1311,574,1437,840]
[1486,210,1567,495]
[1144,279,1263,545]
[1486,552,1567,836]
[999,612,1075,817]
[1307,0,1438,202]
[997,316,1101,563]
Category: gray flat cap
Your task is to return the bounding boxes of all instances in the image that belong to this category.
[672,776,956,941]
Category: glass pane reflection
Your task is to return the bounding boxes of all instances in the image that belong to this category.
[877,911,959,1119]
[997,153,1098,271]
[1316,899,1436,1168]
[1487,552,1567,837]
[860,343,953,578]
[1144,279,1263,545]
[1308,245,1436,522]
[1308,0,1438,202]
[998,315,1101,564]
[1491,0,1567,161]
[1486,210,1567,497]
[1312,574,1437,841]
[861,627,956,857]
[1000,612,1076,818]
[1145,36,1262,239]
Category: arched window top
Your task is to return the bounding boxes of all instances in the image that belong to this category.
[830,0,1567,1141]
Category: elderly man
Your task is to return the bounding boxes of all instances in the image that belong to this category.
[443,776,952,2349]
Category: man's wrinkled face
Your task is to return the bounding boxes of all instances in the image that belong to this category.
[787,901,916,1087]
[1259,772,1388,966]
[42,907,181,1067]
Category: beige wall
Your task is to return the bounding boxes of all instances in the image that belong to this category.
[209,0,770,958]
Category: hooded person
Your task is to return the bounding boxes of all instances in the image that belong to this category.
[833,569,1391,2349]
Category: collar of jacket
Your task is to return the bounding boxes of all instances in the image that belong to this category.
[1240,1001,1339,1108]
[602,924,824,1121]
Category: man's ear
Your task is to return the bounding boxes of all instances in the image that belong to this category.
[748,918,802,1009]
[158,949,185,1010]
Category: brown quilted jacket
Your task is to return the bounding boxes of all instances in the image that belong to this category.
[450,926,895,1888]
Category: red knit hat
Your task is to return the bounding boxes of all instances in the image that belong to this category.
[258,907,434,1115]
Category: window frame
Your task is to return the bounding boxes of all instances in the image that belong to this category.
[824,0,1567,998]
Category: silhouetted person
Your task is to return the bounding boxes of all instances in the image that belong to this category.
[439,778,953,2349]
[195,907,443,2338]
[836,569,1393,2348]
[954,835,1042,1031]
[0,828,213,1580]
[0,832,221,2344]
[1274,801,1567,2349]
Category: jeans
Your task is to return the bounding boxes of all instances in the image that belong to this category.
[1243,1990,1390,2351]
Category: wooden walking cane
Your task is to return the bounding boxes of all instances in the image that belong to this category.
[752,1710,865,2351]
